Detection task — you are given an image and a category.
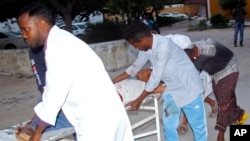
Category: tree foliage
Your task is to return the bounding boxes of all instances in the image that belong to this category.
[219,0,247,10]
[0,0,107,32]
[0,0,32,21]
[0,0,185,33]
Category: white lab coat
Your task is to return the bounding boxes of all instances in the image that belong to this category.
[34,26,134,141]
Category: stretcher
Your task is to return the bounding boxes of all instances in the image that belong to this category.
[0,121,75,141]
[0,84,164,141]
[128,92,162,141]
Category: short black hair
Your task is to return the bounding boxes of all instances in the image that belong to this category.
[17,2,53,25]
[184,48,193,57]
[123,19,151,42]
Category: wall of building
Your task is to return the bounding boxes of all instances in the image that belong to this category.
[0,39,138,77]
[159,4,201,16]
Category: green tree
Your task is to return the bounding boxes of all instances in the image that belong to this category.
[0,0,108,32]
[43,0,109,32]
[44,0,78,32]
[0,0,32,21]
[219,0,247,10]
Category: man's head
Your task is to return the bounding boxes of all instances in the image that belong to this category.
[184,45,198,62]
[136,69,152,82]
[123,19,153,51]
[17,2,53,49]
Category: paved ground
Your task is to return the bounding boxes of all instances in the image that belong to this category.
[0,19,250,141]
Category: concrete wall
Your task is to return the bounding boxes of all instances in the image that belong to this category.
[0,49,31,77]
[0,39,138,77]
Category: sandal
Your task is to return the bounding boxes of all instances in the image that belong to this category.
[177,124,188,134]
[236,112,249,125]
[208,102,218,118]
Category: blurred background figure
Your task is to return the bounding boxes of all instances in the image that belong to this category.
[232,3,247,47]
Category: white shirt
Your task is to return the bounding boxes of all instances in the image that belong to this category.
[34,26,134,141]
[200,70,213,98]
[126,34,204,107]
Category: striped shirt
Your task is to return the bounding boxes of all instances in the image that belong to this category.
[193,38,239,83]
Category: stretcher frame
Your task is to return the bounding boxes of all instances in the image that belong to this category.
[0,94,162,141]
[129,93,162,141]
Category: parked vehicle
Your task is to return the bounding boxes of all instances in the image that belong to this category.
[0,31,28,49]
[159,12,188,19]
[159,12,175,18]
[172,12,189,19]
[58,22,87,38]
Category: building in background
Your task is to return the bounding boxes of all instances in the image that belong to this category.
[160,0,249,20]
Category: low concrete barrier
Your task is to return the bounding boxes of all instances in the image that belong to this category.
[0,39,138,77]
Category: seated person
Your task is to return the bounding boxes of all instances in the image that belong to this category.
[114,68,165,105]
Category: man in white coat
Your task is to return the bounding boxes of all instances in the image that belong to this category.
[17,2,134,141]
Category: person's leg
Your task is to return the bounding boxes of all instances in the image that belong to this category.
[234,23,240,47]
[204,96,217,118]
[182,94,207,141]
[217,130,225,141]
[212,72,246,141]
[177,111,188,134]
[31,110,72,132]
[162,94,181,141]
[16,111,73,141]
[239,23,245,46]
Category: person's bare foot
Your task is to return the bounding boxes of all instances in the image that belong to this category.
[209,101,218,118]
[217,131,225,141]
[177,124,188,134]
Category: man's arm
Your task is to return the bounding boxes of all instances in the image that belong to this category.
[125,82,165,111]
[112,72,131,83]
[153,83,166,93]
[125,90,150,111]
[29,118,49,141]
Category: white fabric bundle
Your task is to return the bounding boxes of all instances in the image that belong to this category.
[114,79,145,105]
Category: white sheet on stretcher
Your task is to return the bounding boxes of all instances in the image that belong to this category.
[114,79,146,105]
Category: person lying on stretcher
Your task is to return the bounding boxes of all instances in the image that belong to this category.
[114,68,166,105]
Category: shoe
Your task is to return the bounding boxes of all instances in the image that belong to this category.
[236,112,249,125]
[234,41,237,47]
[240,41,243,47]
[177,124,188,134]
[208,102,218,118]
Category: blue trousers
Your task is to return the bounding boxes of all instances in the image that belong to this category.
[234,22,245,42]
[162,94,207,141]
[31,110,72,132]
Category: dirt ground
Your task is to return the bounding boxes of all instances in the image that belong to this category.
[0,75,38,128]
[1,20,250,141]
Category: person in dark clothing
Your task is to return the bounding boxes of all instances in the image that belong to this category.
[185,38,248,141]
[29,46,46,93]
[232,4,247,47]
[142,13,160,34]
